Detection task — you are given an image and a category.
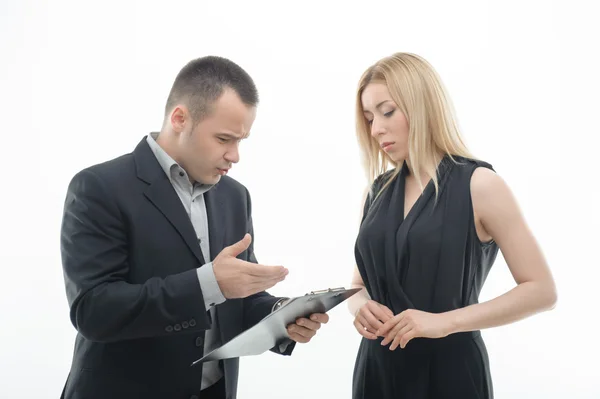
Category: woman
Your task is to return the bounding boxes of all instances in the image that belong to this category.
[347,52,557,398]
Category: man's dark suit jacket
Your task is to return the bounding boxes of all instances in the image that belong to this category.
[59,137,294,399]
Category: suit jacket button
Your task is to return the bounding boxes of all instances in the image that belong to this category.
[174,323,182,331]
[190,395,199,399]
[165,325,173,333]
[195,336,204,347]
[182,321,189,329]
[189,319,197,327]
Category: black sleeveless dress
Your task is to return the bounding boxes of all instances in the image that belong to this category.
[352,155,499,399]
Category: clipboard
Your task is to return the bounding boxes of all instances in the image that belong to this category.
[191,287,361,366]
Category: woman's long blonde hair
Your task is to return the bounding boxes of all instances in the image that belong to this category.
[356,52,475,197]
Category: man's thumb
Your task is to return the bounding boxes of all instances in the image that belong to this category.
[226,233,252,257]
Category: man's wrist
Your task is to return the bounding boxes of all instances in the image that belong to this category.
[196,262,226,310]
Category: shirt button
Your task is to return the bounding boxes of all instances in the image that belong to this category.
[179,171,185,177]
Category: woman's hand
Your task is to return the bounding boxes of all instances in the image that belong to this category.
[377,309,453,350]
[354,300,394,339]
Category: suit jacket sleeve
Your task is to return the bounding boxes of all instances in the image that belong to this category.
[241,187,295,356]
[61,169,211,343]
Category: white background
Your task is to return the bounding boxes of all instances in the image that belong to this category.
[1,0,599,397]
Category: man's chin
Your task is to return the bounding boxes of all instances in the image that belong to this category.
[206,174,222,185]
[192,172,221,186]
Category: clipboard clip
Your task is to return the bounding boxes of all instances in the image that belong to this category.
[305,287,346,296]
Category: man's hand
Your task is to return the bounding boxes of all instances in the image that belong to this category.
[213,234,288,299]
[286,313,329,343]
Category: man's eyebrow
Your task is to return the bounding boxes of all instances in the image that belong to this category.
[217,132,245,140]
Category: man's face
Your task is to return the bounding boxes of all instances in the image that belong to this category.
[172,88,256,185]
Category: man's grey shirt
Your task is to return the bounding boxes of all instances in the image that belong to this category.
[147,132,225,390]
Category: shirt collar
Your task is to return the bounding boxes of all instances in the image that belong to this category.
[146,132,215,192]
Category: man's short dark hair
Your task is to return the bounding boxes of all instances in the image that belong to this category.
[164,56,259,123]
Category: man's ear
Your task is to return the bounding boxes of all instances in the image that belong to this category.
[169,105,190,133]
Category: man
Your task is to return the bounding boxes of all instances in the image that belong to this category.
[60,56,329,399]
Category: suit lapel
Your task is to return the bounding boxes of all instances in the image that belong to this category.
[204,186,225,262]
[134,137,206,265]
[144,179,206,265]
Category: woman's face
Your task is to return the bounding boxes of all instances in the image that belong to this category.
[361,83,409,163]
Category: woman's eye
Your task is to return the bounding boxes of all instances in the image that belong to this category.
[384,110,395,117]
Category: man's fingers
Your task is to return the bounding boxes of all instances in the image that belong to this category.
[309,313,329,324]
[246,275,287,295]
[295,318,321,331]
[247,262,288,278]
[255,272,288,285]
[288,331,310,344]
[288,324,316,339]
[223,234,252,257]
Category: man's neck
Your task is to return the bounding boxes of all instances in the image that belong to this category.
[155,131,182,165]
